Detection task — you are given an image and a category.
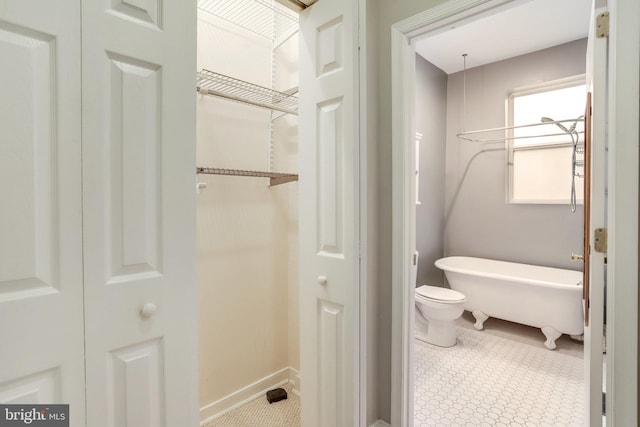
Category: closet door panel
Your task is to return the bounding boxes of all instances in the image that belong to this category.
[105,53,162,280]
[109,0,163,29]
[82,0,199,425]
[317,97,345,256]
[0,1,85,424]
[0,23,56,293]
[108,338,164,427]
[299,0,359,426]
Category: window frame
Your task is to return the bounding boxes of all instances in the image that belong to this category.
[505,74,586,204]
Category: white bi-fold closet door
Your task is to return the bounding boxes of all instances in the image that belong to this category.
[0,0,85,422]
[0,1,199,426]
[298,0,361,425]
[81,0,198,426]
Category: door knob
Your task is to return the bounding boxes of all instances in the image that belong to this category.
[140,303,157,318]
[317,276,327,286]
[571,253,584,262]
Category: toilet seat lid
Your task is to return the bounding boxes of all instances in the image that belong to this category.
[416,285,465,302]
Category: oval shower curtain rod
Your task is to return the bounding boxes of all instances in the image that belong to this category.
[456,118,585,143]
[457,54,585,143]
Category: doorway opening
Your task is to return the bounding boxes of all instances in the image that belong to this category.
[195,2,302,425]
[390,0,605,425]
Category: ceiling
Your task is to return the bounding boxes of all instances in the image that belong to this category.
[414,0,592,74]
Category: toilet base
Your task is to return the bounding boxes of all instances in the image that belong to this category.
[415,310,458,347]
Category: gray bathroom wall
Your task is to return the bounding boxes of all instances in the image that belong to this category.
[444,39,587,270]
[376,1,449,420]
[415,55,447,286]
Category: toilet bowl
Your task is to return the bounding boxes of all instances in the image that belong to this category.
[415,285,466,347]
[413,251,466,347]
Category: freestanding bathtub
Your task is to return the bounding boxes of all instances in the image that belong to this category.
[435,256,584,350]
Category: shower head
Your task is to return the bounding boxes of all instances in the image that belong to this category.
[541,116,570,133]
[541,116,584,133]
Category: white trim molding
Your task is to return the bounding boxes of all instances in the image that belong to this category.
[390,21,416,427]
[606,0,639,425]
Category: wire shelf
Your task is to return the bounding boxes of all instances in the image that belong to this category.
[197,69,298,115]
[198,0,298,42]
[197,167,298,186]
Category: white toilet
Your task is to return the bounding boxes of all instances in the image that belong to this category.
[413,253,466,347]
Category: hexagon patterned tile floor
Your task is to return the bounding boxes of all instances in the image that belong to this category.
[414,327,584,426]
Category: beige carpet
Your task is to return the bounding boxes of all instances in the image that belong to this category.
[204,383,300,427]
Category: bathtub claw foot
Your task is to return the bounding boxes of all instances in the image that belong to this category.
[472,311,489,331]
[542,326,561,350]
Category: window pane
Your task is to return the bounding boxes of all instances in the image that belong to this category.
[512,146,584,203]
[513,84,586,146]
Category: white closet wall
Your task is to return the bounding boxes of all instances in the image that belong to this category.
[196,7,299,415]
[273,31,300,376]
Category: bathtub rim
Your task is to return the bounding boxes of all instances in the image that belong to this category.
[435,256,583,290]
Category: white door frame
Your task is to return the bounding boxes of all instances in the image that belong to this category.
[389,0,639,426]
[604,0,639,424]
[357,0,373,424]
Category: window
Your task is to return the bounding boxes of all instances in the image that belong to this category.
[506,75,586,204]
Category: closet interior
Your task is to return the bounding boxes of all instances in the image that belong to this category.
[196,0,301,422]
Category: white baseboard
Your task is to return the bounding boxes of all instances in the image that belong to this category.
[289,369,300,396]
[200,367,300,424]
[370,420,391,427]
